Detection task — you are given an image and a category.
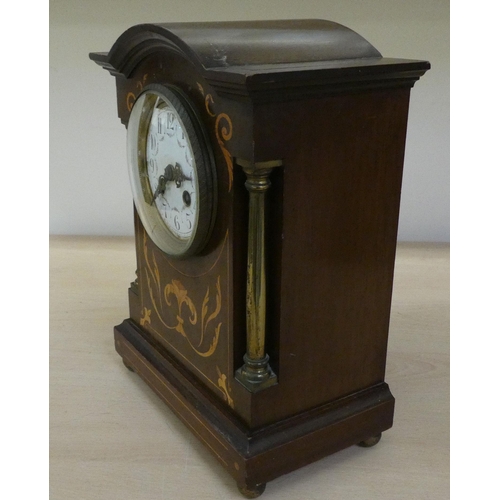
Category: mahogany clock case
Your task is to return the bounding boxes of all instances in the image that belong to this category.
[90,19,429,496]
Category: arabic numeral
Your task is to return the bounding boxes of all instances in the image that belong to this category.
[148,134,158,155]
[157,113,164,134]
[174,215,181,231]
[166,112,175,136]
[148,158,158,177]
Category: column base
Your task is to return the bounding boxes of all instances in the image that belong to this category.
[235,354,278,393]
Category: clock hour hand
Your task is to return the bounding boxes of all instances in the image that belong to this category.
[150,164,175,205]
[171,162,192,188]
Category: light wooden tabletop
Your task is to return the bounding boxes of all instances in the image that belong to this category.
[50,237,449,500]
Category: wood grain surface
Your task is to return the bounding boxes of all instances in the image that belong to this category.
[50,237,449,500]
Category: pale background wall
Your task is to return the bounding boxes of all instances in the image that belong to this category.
[50,0,449,241]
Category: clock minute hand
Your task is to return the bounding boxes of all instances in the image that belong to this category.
[150,164,175,205]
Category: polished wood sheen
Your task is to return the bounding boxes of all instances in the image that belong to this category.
[90,19,429,496]
[114,318,394,491]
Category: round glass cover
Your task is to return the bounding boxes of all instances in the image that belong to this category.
[127,85,216,257]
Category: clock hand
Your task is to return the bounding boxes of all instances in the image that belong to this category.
[150,163,193,205]
[150,164,175,205]
[172,162,193,188]
[150,177,166,205]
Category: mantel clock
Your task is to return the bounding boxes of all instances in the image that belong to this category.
[90,20,429,497]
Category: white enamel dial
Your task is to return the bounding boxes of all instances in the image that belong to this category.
[127,85,216,257]
[146,102,198,241]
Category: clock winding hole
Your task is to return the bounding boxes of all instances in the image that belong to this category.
[183,190,191,207]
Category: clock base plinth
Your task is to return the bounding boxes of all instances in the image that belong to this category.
[114,319,395,495]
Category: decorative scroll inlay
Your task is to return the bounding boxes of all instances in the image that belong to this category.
[216,366,234,408]
[197,83,234,191]
[126,73,149,111]
[140,307,151,326]
[143,230,222,358]
[204,93,216,117]
[215,113,234,191]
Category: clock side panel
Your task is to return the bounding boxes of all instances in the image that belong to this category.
[249,88,412,425]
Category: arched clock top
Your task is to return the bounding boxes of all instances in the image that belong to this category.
[90,24,204,78]
[89,19,382,78]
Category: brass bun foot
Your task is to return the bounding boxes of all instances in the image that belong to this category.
[237,482,266,498]
[122,358,135,372]
[357,433,382,448]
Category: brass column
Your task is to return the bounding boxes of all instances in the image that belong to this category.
[235,159,282,392]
